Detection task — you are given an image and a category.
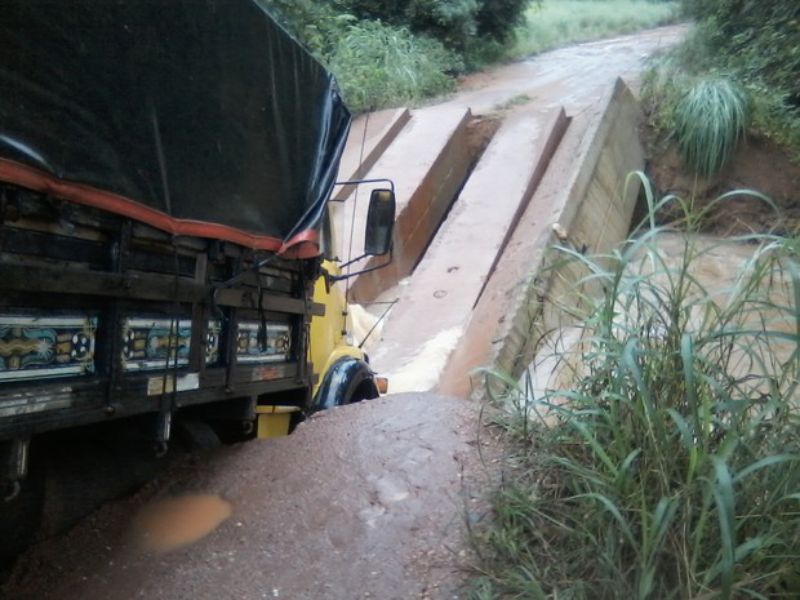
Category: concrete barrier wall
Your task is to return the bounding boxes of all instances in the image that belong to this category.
[438,78,645,398]
[367,108,569,392]
[341,107,473,305]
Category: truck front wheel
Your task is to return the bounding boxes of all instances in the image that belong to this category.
[313,358,379,412]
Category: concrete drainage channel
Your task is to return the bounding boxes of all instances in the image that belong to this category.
[336,78,646,396]
[334,106,476,304]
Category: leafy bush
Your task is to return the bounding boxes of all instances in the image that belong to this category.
[333,0,531,49]
[673,78,748,177]
[257,0,347,58]
[475,0,531,41]
[327,21,460,113]
[683,1,799,104]
[651,1,800,152]
[406,0,479,48]
[260,0,459,113]
[472,184,800,599]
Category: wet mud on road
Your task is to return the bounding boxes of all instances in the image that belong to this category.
[3,394,496,600]
[445,25,685,115]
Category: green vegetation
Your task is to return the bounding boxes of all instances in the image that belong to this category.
[334,0,531,48]
[644,1,800,167]
[470,184,800,598]
[673,79,748,177]
[261,0,680,113]
[492,93,534,112]
[260,0,467,112]
[511,1,680,60]
[326,21,461,113]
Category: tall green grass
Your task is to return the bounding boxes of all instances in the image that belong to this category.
[673,79,749,177]
[327,21,460,113]
[511,0,681,60]
[643,18,800,159]
[471,185,800,599]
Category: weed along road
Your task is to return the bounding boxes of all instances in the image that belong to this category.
[3,394,491,600]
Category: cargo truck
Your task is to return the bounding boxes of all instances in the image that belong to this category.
[0,0,394,544]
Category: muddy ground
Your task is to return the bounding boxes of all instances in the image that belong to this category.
[645,131,800,235]
[3,394,499,600]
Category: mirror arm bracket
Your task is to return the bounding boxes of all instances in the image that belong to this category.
[331,249,393,283]
[339,253,368,270]
[333,178,396,195]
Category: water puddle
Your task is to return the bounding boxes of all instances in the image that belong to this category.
[130,494,233,554]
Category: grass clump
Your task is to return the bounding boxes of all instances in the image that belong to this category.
[471,187,800,598]
[260,0,459,113]
[673,78,748,177]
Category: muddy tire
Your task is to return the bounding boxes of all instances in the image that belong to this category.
[314,358,379,411]
[175,420,221,451]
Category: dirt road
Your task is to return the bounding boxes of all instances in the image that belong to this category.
[3,394,494,600]
[446,25,684,114]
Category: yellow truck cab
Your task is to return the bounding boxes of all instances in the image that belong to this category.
[254,259,377,438]
[256,185,396,438]
[310,262,377,405]
[310,185,395,410]
[310,184,395,409]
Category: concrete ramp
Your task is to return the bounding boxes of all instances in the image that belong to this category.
[367,108,570,392]
[334,108,411,202]
[334,106,473,305]
[438,79,645,398]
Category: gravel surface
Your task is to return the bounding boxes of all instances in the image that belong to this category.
[3,394,498,600]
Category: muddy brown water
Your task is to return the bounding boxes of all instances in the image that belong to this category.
[130,494,233,554]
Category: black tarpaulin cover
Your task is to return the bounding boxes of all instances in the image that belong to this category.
[0,0,351,257]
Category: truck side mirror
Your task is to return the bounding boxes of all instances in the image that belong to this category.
[364,189,395,256]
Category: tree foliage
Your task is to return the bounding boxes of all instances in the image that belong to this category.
[645,1,800,152]
[333,0,530,48]
[681,1,800,108]
[256,0,344,57]
[258,0,461,113]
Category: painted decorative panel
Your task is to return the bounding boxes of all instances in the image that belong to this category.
[236,322,290,364]
[0,315,97,381]
[205,320,222,365]
[121,318,192,371]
